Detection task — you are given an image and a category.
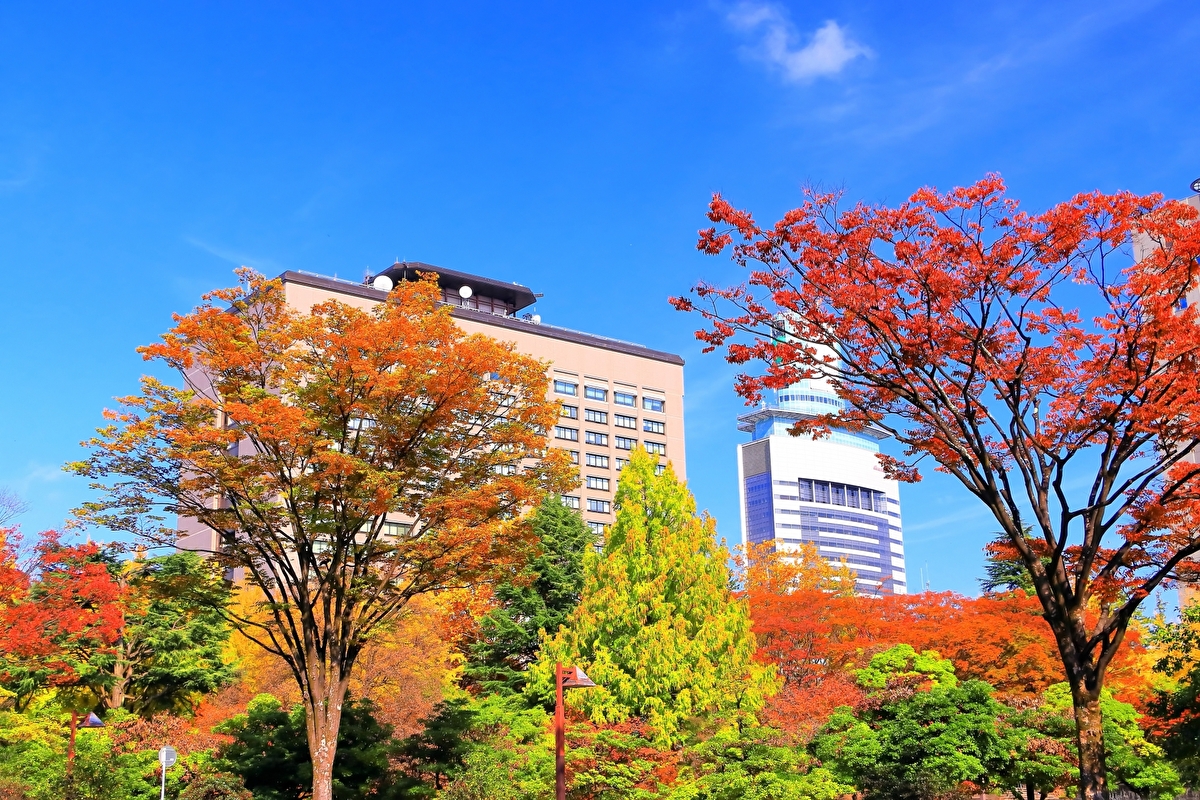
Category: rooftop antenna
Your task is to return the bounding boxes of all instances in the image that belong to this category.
[924,562,931,592]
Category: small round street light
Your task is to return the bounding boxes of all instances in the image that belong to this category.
[555,663,597,800]
[159,745,178,800]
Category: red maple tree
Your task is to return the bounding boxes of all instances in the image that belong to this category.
[676,175,1200,798]
[0,528,123,709]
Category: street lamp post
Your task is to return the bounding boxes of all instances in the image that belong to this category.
[66,712,105,767]
[555,663,597,800]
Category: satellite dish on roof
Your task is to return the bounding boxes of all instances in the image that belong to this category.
[531,314,541,324]
[459,285,473,299]
[372,275,394,292]
[1191,177,1200,194]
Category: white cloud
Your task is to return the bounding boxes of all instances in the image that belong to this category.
[728,3,870,83]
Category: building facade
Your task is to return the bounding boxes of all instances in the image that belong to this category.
[736,378,907,595]
[178,261,684,550]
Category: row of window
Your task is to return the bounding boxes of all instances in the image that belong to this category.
[795,479,888,513]
[552,427,664,454]
[553,380,666,413]
[777,392,844,408]
[559,405,666,434]
[562,451,665,475]
[561,496,611,513]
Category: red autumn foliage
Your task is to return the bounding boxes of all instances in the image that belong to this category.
[0,527,123,706]
[679,176,1200,797]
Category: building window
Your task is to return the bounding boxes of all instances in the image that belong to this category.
[614,391,636,407]
[614,414,636,429]
[615,457,629,471]
[561,495,580,509]
[494,463,518,475]
[585,431,608,446]
[588,499,611,513]
[586,521,606,535]
[644,441,665,456]
[584,409,608,424]
[654,464,666,476]
[586,476,610,490]
[643,419,664,434]
[560,404,578,419]
[585,453,609,468]
[643,397,665,413]
[554,380,577,396]
[382,522,412,538]
[615,436,636,451]
[585,386,608,401]
[554,426,578,441]
[568,450,579,463]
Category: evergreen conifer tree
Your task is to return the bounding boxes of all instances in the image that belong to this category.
[532,449,776,745]
[465,495,593,695]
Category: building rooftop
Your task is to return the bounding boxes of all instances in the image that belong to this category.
[373,260,539,313]
[279,269,685,366]
[736,405,891,440]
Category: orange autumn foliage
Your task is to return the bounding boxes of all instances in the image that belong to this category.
[71,269,575,800]
[742,545,1080,737]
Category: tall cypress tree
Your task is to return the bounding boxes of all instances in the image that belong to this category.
[533,448,777,745]
[465,495,594,695]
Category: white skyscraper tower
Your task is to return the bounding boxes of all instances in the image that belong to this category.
[736,375,907,595]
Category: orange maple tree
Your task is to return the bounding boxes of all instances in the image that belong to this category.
[69,270,575,800]
[676,176,1200,798]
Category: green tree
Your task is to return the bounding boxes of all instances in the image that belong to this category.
[215,694,397,800]
[177,772,253,800]
[390,699,476,796]
[81,551,234,714]
[438,694,553,800]
[994,699,1078,800]
[813,644,1007,800]
[465,495,593,695]
[1037,684,1182,800]
[532,448,777,746]
[671,727,850,800]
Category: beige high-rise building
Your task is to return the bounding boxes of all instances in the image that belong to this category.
[179,261,684,547]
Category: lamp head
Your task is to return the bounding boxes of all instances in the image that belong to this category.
[562,666,597,689]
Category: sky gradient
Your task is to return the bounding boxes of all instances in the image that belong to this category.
[1,0,1197,594]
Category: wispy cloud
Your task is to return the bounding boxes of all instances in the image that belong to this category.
[184,236,282,272]
[727,3,870,83]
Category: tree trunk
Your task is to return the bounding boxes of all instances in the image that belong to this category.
[1070,684,1108,800]
[306,676,349,800]
[105,657,131,710]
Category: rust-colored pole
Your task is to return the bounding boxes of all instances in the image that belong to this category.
[555,662,565,800]
[67,711,78,766]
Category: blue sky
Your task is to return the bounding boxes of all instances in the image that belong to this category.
[0,1,1197,594]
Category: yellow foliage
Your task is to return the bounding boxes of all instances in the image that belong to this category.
[735,540,856,597]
